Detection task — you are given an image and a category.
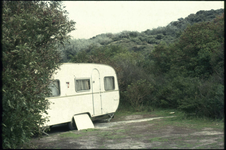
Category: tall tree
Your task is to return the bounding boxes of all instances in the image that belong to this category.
[2,1,75,148]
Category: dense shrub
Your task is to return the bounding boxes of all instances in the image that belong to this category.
[178,77,224,118]
[2,1,75,148]
[148,14,224,118]
[124,79,153,111]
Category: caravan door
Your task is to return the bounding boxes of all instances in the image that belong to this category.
[91,69,102,116]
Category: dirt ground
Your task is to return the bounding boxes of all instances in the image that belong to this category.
[30,114,224,149]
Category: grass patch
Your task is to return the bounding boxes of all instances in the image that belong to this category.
[60,128,99,139]
[117,105,224,132]
[109,135,126,139]
[133,134,143,138]
[116,106,224,131]
[98,131,113,137]
[80,128,99,132]
[146,108,224,130]
[99,145,106,149]
[115,102,154,116]
[183,143,194,148]
[150,115,224,130]
[116,129,126,133]
[114,109,134,118]
[60,132,83,138]
[150,107,180,117]
[149,136,204,149]
[97,130,126,139]
[149,137,168,142]
[208,141,223,149]
[195,145,207,149]
[116,106,179,119]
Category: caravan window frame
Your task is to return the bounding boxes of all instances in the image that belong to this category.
[104,76,115,91]
[75,78,91,92]
[48,79,61,97]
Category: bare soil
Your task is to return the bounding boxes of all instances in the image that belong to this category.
[30,114,224,149]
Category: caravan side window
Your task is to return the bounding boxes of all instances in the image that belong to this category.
[48,80,61,97]
[104,76,115,91]
[75,79,90,92]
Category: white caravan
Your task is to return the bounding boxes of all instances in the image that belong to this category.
[42,63,120,131]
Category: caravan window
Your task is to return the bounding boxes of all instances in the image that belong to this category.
[48,80,60,97]
[104,77,115,91]
[75,79,90,92]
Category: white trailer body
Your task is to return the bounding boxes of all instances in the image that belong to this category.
[42,63,120,128]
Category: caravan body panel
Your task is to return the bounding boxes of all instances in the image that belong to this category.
[42,63,120,127]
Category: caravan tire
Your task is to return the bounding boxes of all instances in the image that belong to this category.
[68,118,77,130]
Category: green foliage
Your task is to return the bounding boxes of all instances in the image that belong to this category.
[209,43,224,84]
[173,16,224,79]
[148,42,172,75]
[124,79,153,111]
[152,76,200,108]
[178,78,224,118]
[148,14,224,119]
[2,1,75,149]
[70,44,126,63]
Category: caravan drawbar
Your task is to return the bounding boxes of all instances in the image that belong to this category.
[42,63,120,130]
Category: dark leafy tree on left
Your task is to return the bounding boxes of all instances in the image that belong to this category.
[2,1,75,148]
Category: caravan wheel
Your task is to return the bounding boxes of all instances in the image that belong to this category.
[68,118,77,130]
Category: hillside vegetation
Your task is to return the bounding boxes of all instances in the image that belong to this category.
[59,9,223,62]
[63,9,224,119]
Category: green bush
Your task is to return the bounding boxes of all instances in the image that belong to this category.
[148,14,224,119]
[123,79,153,111]
[146,37,158,44]
[178,78,224,118]
[151,75,224,119]
[2,1,75,148]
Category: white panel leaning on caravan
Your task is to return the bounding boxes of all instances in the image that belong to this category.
[41,63,120,131]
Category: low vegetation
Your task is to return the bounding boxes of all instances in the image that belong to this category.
[116,107,224,132]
